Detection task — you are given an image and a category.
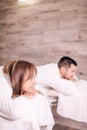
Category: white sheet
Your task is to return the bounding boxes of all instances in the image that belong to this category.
[57,80,87,123]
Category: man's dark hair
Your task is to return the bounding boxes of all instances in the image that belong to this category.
[58,56,77,69]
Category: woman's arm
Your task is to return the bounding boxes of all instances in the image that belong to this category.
[0,96,29,120]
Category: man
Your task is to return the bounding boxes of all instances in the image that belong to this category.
[36,56,87,123]
[36,56,78,95]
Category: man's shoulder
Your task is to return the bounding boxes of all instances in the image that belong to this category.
[37,63,57,70]
[36,63,59,77]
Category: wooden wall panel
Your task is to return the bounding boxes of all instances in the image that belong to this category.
[0,0,87,79]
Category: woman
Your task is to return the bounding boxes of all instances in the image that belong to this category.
[0,60,54,130]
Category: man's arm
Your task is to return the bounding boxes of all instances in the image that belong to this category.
[42,76,77,95]
[36,64,77,95]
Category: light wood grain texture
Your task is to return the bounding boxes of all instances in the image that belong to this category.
[0,0,87,81]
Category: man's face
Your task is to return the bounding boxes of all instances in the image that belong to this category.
[61,64,77,80]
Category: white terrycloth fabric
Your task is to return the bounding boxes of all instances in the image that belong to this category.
[36,63,77,105]
[0,66,54,130]
[36,63,76,95]
[36,63,87,123]
[0,114,40,130]
[57,80,87,123]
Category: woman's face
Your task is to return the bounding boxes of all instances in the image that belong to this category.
[21,71,37,94]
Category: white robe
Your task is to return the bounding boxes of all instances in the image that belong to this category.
[36,63,76,95]
[0,66,54,130]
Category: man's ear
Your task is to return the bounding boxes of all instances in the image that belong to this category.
[60,67,66,74]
